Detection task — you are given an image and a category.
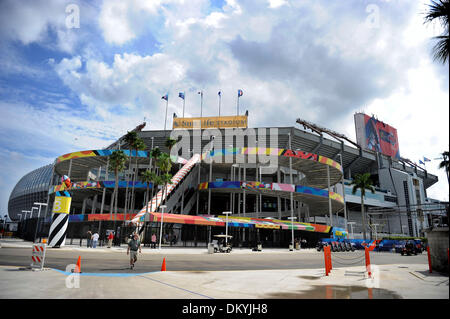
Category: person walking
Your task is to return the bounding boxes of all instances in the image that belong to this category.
[107,231,114,248]
[151,233,157,249]
[127,233,142,269]
[92,231,99,248]
[86,230,92,248]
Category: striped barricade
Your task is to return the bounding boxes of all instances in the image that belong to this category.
[31,244,46,270]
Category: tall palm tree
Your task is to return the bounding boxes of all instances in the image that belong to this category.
[108,150,128,228]
[424,0,449,64]
[150,147,162,174]
[439,151,450,185]
[123,131,138,215]
[129,137,146,216]
[350,173,376,240]
[160,172,173,208]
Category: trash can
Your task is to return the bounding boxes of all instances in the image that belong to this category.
[257,244,262,251]
[295,242,300,250]
[208,243,215,254]
[289,244,293,251]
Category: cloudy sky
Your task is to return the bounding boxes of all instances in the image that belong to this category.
[0,0,448,218]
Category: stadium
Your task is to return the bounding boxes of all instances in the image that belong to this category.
[7,113,448,247]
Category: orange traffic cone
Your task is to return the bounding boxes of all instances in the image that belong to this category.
[75,256,81,273]
[161,258,166,271]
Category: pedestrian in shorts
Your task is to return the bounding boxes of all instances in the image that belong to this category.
[127,233,142,269]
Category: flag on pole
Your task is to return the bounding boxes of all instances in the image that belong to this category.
[218,91,221,97]
[423,157,431,162]
[178,92,185,100]
[419,159,425,165]
[162,93,168,101]
[238,89,243,97]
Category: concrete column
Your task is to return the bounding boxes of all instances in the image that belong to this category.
[243,164,246,217]
[82,198,87,215]
[91,194,98,214]
[238,166,241,216]
[327,165,333,227]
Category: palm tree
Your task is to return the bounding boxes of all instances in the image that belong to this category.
[150,147,162,174]
[160,172,174,208]
[424,0,449,64]
[350,173,376,240]
[165,137,177,155]
[129,137,146,216]
[439,151,450,185]
[108,150,128,228]
[123,131,138,215]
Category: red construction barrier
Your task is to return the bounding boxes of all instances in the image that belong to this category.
[324,246,329,276]
[365,246,371,278]
[427,246,432,273]
[328,246,332,270]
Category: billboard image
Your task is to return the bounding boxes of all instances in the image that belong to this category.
[354,113,400,159]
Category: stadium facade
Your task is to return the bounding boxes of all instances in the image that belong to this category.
[8,114,448,246]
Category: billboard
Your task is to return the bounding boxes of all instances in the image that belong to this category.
[173,115,248,129]
[354,113,400,159]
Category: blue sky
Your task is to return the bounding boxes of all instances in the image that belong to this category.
[0,0,448,218]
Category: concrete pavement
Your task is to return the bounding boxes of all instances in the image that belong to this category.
[0,238,448,299]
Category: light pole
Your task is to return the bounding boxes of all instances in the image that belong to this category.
[22,210,31,220]
[287,216,297,251]
[158,205,167,250]
[372,223,379,240]
[336,153,347,231]
[348,222,356,239]
[31,207,38,218]
[223,211,232,246]
[33,202,48,243]
[402,225,408,236]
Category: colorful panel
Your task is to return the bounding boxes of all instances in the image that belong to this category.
[56,149,150,164]
[202,147,341,173]
[295,185,328,197]
[329,191,344,203]
[242,181,271,190]
[56,150,97,163]
[198,182,209,190]
[272,183,295,192]
[88,214,137,221]
[208,181,241,189]
[51,181,151,193]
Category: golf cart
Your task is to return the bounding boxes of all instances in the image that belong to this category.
[212,235,233,253]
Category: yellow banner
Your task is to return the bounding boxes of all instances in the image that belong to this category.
[173,115,248,129]
[52,196,72,214]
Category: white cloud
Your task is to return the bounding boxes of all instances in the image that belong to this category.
[0,0,448,207]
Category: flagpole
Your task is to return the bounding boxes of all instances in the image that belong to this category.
[164,98,168,134]
[218,93,221,118]
[237,96,239,116]
[183,94,185,118]
[200,91,203,118]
